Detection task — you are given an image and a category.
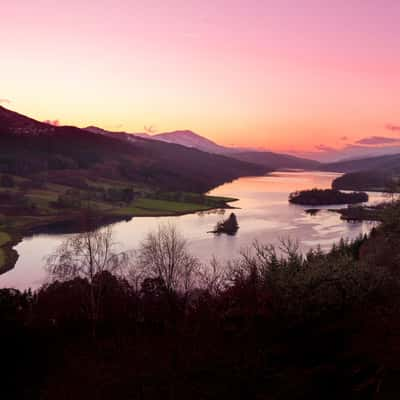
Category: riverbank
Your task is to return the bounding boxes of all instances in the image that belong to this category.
[2,171,385,290]
[0,194,238,274]
[0,232,19,274]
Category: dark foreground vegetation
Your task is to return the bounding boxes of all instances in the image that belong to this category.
[3,203,400,399]
[289,188,368,205]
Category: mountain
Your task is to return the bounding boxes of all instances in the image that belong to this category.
[230,151,321,170]
[325,153,400,192]
[85,126,151,141]
[85,127,238,154]
[324,153,400,173]
[0,106,267,193]
[86,126,321,170]
[0,105,55,136]
[152,130,234,154]
[289,145,400,163]
[331,170,394,192]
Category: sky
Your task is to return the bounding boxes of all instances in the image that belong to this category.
[1,0,400,155]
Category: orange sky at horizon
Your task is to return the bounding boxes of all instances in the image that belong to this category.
[2,0,400,153]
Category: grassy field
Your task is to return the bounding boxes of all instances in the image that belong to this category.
[0,177,234,221]
[0,248,5,268]
[0,174,237,273]
[0,232,11,247]
[134,198,211,212]
[206,195,237,203]
[0,232,12,270]
[113,197,230,217]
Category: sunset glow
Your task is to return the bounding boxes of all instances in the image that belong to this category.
[2,0,400,152]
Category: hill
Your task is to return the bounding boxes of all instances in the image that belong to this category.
[325,153,400,192]
[0,106,267,193]
[324,153,400,173]
[153,130,232,154]
[0,106,268,273]
[86,126,320,170]
[332,170,395,192]
[231,151,321,170]
[85,127,236,154]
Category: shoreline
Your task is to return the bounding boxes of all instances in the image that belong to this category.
[0,198,238,275]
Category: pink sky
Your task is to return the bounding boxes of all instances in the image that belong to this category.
[2,0,400,152]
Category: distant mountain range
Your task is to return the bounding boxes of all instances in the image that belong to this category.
[85,127,242,154]
[84,125,400,193]
[229,151,321,170]
[291,145,400,163]
[0,106,266,193]
[324,153,400,173]
[327,154,400,191]
[153,130,235,154]
[2,106,400,193]
[85,126,322,170]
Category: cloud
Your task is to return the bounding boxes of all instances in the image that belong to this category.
[43,119,60,126]
[355,136,400,145]
[315,144,336,152]
[386,124,400,132]
[0,98,11,105]
[385,124,400,132]
[340,136,348,141]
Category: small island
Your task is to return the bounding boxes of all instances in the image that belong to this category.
[211,213,239,235]
[305,208,321,216]
[289,189,369,206]
[331,204,385,222]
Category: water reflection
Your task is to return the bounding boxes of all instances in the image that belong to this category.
[0,171,386,290]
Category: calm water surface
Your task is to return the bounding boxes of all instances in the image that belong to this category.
[0,171,386,290]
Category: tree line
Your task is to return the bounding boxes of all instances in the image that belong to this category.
[3,204,400,398]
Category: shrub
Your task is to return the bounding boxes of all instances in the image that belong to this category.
[0,174,15,188]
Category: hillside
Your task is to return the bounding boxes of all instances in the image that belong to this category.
[324,153,400,192]
[231,151,321,170]
[85,127,236,154]
[324,153,400,173]
[153,130,232,154]
[332,170,396,191]
[0,106,267,193]
[86,126,321,170]
[0,106,268,274]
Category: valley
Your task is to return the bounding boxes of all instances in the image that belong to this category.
[0,106,261,272]
[0,105,399,282]
[1,170,387,290]
[4,4,400,398]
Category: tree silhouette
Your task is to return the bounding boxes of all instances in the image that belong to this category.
[135,224,200,295]
[46,226,128,337]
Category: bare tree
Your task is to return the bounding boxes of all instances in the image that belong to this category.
[134,224,200,295]
[198,256,227,295]
[46,226,128,336]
